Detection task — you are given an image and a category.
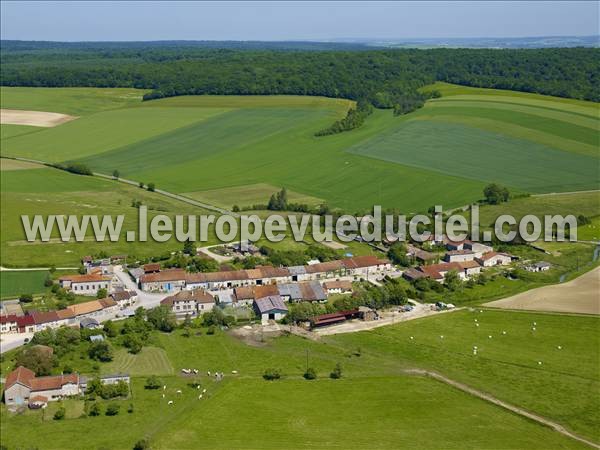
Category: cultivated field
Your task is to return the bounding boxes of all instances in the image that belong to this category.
[4,84,597,213]
[485,266,600,314]
[0,109,77,127]
[0,270,49,299]
[101,347,174,376]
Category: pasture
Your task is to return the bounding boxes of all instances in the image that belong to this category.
[1,309,597,449]
[101,347,174,376]
[0,270,49,299]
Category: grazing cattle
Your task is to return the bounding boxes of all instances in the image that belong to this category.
[231,370,238,374]
[207,371,211,376]
[202,389,206,393]
[163,385,166,390]
[162,394,165,398]
[176,389,182,394]
[168,401,173,405]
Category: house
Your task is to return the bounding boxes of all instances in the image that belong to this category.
[140,269,187,292]
[444,250,476,263]
[160,289,215,318]
[0,300,24,317]
[0,314,19,333]
[526,261,552,272]
[86,260,113,276]
[3,366,80,407]
[143,263,161,274]
[28,311,62,331]
[418,262,470,281]
[276,281,327,303]
[67,298,118,319]
[444,237,468,251]
[234,285,279,306]
[406,244,438,264]
[16,315,35,333]
[322,280,353,295]
[253,297,288,325]
[464,242,494,254]
[111,290,137,308]
[340,256,392,278]
[476,252,512,267]
[59,274,112,296]
[402,268,428,282]
[457,260,482,277]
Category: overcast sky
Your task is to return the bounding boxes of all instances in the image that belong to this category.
[1,1,598,41]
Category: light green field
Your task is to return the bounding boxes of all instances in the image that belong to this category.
[183,183,324,209]
[101,347,174,376]
[577,216,600,241]
[0,124,41,140]
[0,270,49,298]
[1,309,597,449]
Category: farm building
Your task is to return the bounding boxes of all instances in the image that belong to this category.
[3,366,80,407]
[310,310,360,328]
[160,289,215,318]
[444,250,477,263]
[526,261,552,272]
[476,252,512,267]
[253,296,288,324]
[79,317,100,329]
[143,263,161,273]
[464,242,494,254]
[0,314,19,333]
[234,284,279,306]
[111,290,137,308]
[59,273,112,296]
[140,269,187,292]
[322,280,353,295]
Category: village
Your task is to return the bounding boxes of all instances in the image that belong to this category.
[0,235,556,410]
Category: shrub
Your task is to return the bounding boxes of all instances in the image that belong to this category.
[133,439,150,450]
[53,406,66,420]
[263,368,281,381]
[147,182,155,192]
[19,293,33,303]
[145,375,161,390]
[128,403,134,414]
[330,363,343,379]
[88,402,101,416]
[106,403,120,416]
[206,325,216,335]
[303,367,317,380]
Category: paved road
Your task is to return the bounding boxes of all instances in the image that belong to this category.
[112,265,166,314]
[0,332,33,354]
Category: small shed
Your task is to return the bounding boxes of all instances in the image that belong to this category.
[80,317,100,329]
[89,334,105,342]
[253,296,288,325]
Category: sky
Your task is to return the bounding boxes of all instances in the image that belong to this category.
[1,1,598,42]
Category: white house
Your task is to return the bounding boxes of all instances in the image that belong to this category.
[160,289,215,318]
[3,366,80,407]
[444,250,477,263]
[322,280,353,295]
[476,252,512,267]
[526,261,552,272]
[59,273,112,296]
[253,296,288,325]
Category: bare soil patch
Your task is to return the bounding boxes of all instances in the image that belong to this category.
[485,266,600,315]
[0,159,45,171]
[1,109,77,127]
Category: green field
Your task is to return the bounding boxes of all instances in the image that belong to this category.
[4,84,597,213]
[0,270,49,298]
[1,309,597,449]
[101,347,174,377]
[577,216,600,241]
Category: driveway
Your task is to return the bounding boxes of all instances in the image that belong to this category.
[1,332,33,354]
[112,265,166,314]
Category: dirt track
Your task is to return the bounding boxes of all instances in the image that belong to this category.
[0,109,76,127]
[485,266,600,315]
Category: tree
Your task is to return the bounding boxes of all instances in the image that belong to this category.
[89,341,113,362]
[147,182,155,192]
[53,406,66,420]
[88,402,102,416]
[97,288,108,299]
[139,181,144,189]
[330,363,343,379]
[387,242,410,266]
[19,293,33,303]
[232,205,240,212]
[303,367,317,380]
[183,239,195,255]
[146,305,176,332]
[124,333,143,354]
[15,346,55,376]
[443,270,462,292]
[112,169,120,179]
[145,375,161,390]
[483,183,510,205]
[106,403,120,416]
[103,320,118,338]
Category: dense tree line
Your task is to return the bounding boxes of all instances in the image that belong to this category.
[2,44,597,103]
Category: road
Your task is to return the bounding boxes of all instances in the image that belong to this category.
[112,265,166,314]
[0,332,33,354]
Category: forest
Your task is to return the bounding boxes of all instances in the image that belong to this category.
[1,42,599,106]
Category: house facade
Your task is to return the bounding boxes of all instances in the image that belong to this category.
[59,274,112,296]
[3,367,80,407]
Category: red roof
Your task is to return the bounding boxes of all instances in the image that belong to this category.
[16,315,35,328]
[341,255,389,269]
[161,289,215,306]
[0,314,19,324]
[143,263,161,273]
[30,373,79,391]
[5,366,35,389]
[479,251,512,261]
[140,269,186,283]
[29,310,60,325]
[59,274,111,283]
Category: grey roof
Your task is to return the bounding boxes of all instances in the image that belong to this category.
[288,266,307,276]
[307,281,327,301]
[254,296,288,314]
[278,283,303,300]
[218,292,234,304]
[101,373,130,379]
[128,268,144,279]
[89,334,105,342]
[80,317,100,327]
[535,261,552,268]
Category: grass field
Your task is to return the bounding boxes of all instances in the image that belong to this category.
[0,270,49,298]
[1,308,597,449]
[577,216,600,241]
[101,347,174,376]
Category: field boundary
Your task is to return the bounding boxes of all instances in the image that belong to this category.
[406,368,600,449]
